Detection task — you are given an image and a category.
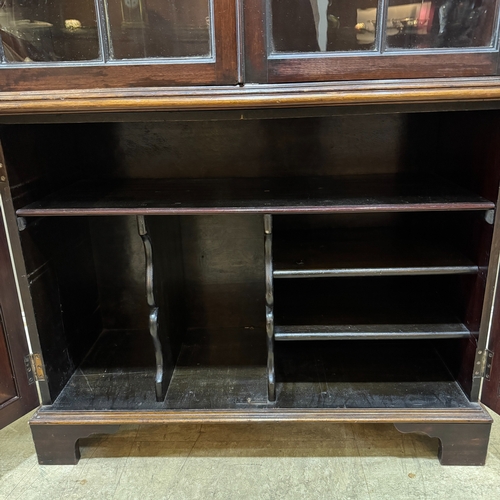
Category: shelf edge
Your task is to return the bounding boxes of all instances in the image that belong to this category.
[16,202,495,217]
[274,323,471,341]
[274,266,479,278]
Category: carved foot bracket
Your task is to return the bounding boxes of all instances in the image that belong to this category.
[30,424,120,465]
[394,421,492,465]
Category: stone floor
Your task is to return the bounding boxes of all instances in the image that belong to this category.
[1,410,500,499]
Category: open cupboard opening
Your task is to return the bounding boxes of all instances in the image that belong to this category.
[2,108,499,414]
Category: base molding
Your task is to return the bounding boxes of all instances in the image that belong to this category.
[29,405,493,465]
[30,405,492,425]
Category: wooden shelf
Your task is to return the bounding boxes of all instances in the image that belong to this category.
[49,329,474,411]
[273,227,478,278]
[274,276,472,341]
[275,323,470,341]
[16,174,494,217]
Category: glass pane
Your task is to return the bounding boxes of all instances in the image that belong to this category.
[106,0,212,60]
[0,1,100,63]
[271,0,380,53]
[386,0,497,49]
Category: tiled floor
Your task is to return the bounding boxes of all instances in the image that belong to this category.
[1,410,500,499]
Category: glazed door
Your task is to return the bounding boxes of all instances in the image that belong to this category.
[0,206,38,430]
[0,0,238,90]
[244,0,500,83]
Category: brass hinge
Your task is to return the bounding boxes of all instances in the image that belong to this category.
[473,349,494,380]
[24,353,46,384]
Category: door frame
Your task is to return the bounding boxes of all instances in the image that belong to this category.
[0,203,38,430]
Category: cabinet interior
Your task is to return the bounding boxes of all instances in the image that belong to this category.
[3,108,499,411]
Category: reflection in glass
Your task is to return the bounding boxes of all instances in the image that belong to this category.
[0,0,100,63]
[107,0,212,60]
[386,0,497,49]
[271,0,380,53]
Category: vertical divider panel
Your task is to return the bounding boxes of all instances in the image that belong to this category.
[137,215,164,401]
[264,214,275,401]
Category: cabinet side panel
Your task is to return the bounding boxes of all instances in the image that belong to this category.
[19,218,102,401]
[430,111,500,399]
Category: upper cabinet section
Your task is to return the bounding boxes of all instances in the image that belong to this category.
[245,0,500,83]
[0,0,237,90]
[0,1,500,91]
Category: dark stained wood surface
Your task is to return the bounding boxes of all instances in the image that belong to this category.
[274,340,473,409]
[16,175,494,217]
[273,227,478,278]
[395,422,492,465]
[268,52,499,84]
[0,63,220,92]
[47,329,475,411]
[274,275,471,332]
[431,110,500,401]
[30,424,120,465]
[19,217,102,401]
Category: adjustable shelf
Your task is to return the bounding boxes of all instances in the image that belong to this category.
[273,227,479,278]
[275,323,471,341]
[273,276,472,342]
[16,174,494,217]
